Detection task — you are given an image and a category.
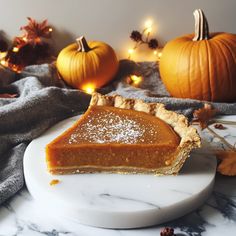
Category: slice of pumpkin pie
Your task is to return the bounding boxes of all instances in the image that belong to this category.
[46,93,200,175]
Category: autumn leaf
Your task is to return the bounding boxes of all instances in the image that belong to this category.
[193,103,218,129]
[193,105,236,177]
[0,93,17,98]
[20,17,52,44]
[216,151,236,176]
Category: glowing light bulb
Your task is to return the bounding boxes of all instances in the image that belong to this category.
[48,27,53,32]
[145,19,153,33]
[130,75,142,85]
[128,48,134,55]
[128,48,135,59]
[0,52,7,60]
[158,52,162,58]
[153,50,157,55]
[145,19,153,28]
[0,60,6,66]
[83,85,95,94]
[12,47,19,53]
[22,36,27,41]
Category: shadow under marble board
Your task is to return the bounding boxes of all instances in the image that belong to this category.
[23,114,217,229]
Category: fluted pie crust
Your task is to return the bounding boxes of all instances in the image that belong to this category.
[46,93,201,175]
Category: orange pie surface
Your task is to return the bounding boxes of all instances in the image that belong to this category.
[46,105,181,174]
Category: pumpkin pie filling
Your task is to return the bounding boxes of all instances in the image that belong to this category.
[46,93,201,175]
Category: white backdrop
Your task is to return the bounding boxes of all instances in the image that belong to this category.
[0,0,236,59]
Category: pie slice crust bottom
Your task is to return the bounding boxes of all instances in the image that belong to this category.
[46,93,201,175]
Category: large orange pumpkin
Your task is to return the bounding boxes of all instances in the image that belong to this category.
[57,36,118,90]
[160,9,236,102]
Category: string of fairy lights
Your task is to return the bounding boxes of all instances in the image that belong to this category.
[128,19,162,61]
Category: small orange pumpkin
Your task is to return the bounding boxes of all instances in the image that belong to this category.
[57,36,118,90]
[160,9,236,102]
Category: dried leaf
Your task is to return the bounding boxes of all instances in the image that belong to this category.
[20,17,52,44]
[193,104,217,129]
[216,151,236,176]
[214,123,226,130]
[0,93,17,98]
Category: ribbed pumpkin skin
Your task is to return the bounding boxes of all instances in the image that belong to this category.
[57,41,118,90]
[160,33,236,102]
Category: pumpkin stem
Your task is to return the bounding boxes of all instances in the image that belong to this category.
[193,9,209,41]
[76,36,91,52]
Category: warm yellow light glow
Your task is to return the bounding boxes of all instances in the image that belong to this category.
[145,19,153,33]
[48,27,53,32]
[130,75,142,85]
[83,85,95,94]
[0,52,7,59]
[128,48,134,55]
[22,36,27,41]
[12,47,19,53]
[146,27,152,34]
[0,60,6,66]
[145,19,153,29]
[154,51,162,60]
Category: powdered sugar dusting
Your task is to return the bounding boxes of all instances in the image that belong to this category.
[68,109,158,144]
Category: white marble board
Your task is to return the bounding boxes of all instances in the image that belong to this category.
[24,115,217,229]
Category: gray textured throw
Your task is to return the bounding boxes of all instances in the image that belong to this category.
[0,60,236,204]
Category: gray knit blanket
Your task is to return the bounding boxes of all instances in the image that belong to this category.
[0,60,236,204]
